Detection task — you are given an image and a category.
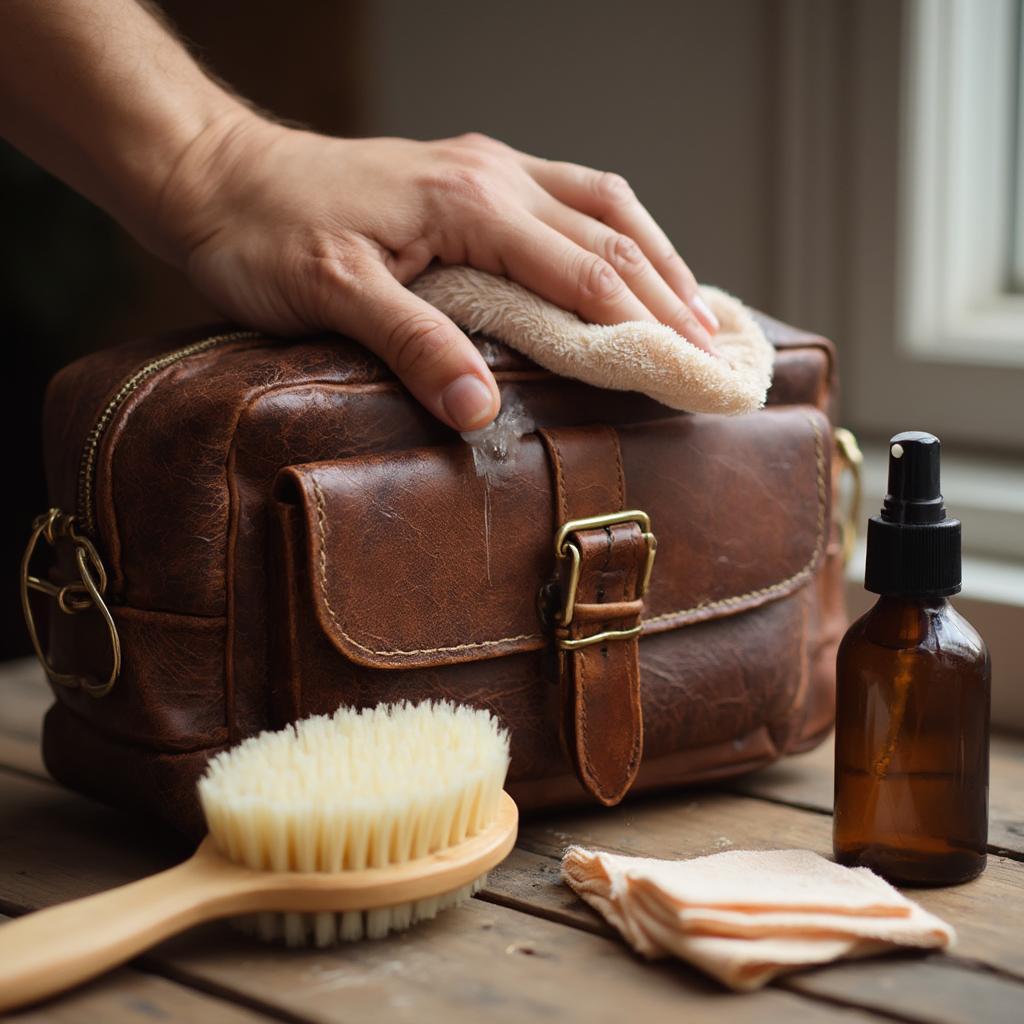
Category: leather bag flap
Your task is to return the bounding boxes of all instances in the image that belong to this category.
[275,407,830,671]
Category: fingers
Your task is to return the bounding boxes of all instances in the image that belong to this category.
[539,202,716,353]
[524,159,720,335]
[324,261,500,431]
[493,215,662,329]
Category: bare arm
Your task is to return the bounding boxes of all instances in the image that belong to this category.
[0,0,720,430]
[0,1,243,260]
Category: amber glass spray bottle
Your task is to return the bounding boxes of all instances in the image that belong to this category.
[833,431,990,885]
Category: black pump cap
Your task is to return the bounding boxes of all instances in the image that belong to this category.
[864,431,961,597]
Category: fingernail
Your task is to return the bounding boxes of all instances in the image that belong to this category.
[692,292,720,333]
[442,374,496,430]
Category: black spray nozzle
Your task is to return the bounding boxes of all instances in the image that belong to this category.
[881,431,946,525]
[865,430,961,597]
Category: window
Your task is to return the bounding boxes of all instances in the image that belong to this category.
[901,0,1024,369]
[759,0,1022,552]
[824,0,1024,729]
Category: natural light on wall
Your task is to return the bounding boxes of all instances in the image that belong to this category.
[901,0,1024,367]
[842,0,1024,731]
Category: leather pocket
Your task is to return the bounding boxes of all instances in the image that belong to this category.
[270,407,832,791]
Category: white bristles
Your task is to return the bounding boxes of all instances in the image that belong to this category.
[230,878,488,946]
[198,701,509,946]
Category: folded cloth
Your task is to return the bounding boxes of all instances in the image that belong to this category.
[411,266,773,415]
[561,847,955,992]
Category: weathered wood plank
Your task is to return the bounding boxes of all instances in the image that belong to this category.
[2,766,1016,1024]
[154,904,895,1024]
[491,790,1024,983]
[731,732,1024,860]
[784,954,1024,1024]
[3,659,1022,859]
[0,933,277,1024]
[480,852,1024,1024]
[487,838,1024,1024]
[0,767,188,915]
[730,735,835,812]
[478,847,604,933]
[0,659,49,778]
[0,768,885,1024]
[3,659,1023,1023]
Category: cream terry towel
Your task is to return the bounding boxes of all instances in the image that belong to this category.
[411,266,773,415]
[561,847,955,992]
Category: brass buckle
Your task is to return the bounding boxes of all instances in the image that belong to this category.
[20,508,121,698]
[835,428,863,566]
[554,510,657,650]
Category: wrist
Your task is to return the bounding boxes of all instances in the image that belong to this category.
[148,105,286,269]
[115,87,260,264]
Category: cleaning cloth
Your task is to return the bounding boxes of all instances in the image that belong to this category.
[561,847,955,992]
[412,266,773,415]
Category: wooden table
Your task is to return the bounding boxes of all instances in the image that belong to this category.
[1,658,1022,1024]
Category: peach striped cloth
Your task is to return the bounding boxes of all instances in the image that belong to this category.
[561,847,954,991]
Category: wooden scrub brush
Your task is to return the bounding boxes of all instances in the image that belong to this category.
[0,700,517,1012]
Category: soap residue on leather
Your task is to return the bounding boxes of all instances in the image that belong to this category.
[460,395,535,485]
[461,395,535,583]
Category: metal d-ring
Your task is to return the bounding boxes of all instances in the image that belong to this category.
[20,509,121,698]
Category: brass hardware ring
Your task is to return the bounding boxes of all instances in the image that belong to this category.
[553,509,657,629]
[20,508,121,698]
[835,428,864,566]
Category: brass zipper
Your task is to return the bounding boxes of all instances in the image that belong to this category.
[76,330,263,536]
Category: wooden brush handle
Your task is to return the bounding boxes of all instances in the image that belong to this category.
[0,792,518,1012]
[0,850,228,1012]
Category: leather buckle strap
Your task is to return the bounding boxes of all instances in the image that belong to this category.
[554,510,657,648]
[538,426,652,807]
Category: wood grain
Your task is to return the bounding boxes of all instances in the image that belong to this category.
[0,768,878,1024]
[0,659,49,777]
[731,732,1024,860]
[784,954,1024,1024]
[484,790,1024,982]
[3,657,1024,1024]
[0,795,516,1015]
[0,945,274,1024]
[5,663,1022,859]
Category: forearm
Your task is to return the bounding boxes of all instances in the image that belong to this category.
[0,0,249,260]
[2,2,721,431]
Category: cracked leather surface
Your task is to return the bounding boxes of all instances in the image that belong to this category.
[39,321,844,835]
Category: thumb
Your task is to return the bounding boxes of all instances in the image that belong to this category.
[330,264,500,431]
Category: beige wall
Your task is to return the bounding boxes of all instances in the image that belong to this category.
[358,0,783,314]
[354,1,919,446]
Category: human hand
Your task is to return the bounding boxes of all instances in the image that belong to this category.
[160,118,721,431]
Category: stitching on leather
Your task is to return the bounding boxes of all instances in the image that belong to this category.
[621,627,643,793]
[621,532,643,790]
[311,413,827,657]
[576,529,642,803]
[608,426,626,509]
[614,528,638,790]
[577,621,593,788]
[541,429,569,524]
[312,475,542,657]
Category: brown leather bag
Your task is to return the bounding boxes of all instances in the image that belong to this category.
[24,314,852,835]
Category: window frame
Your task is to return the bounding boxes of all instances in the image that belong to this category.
[901,0,1024,369]
[824,0,1024,458]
